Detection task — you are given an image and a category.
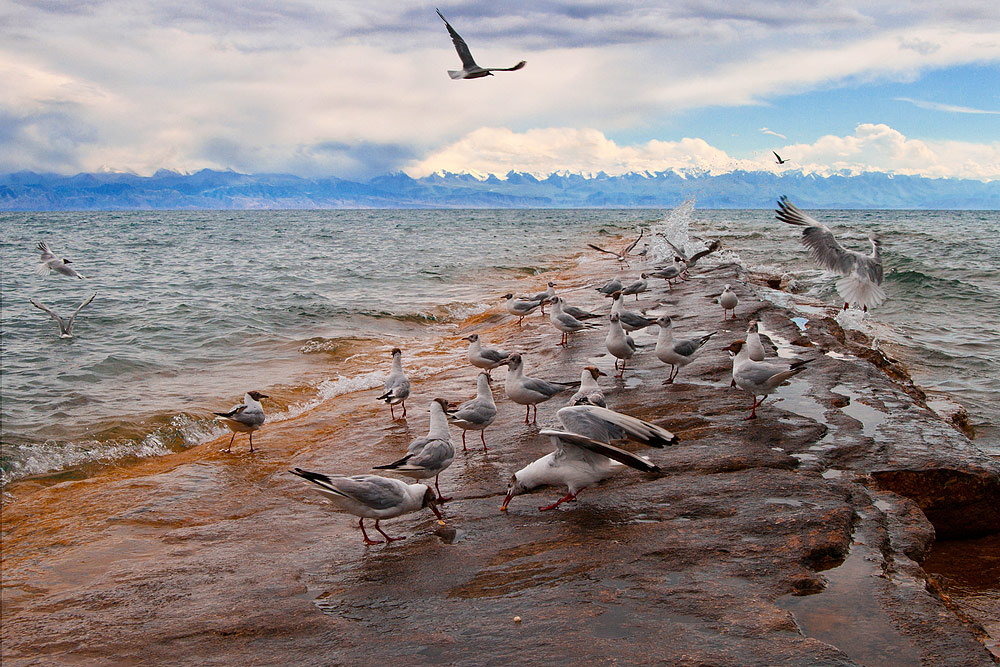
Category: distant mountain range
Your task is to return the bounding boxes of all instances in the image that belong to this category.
[2,168,998,210]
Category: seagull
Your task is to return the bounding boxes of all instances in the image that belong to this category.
[36,241,84,279]
[29,293,96,338]
[654,315,716,384]
[500,353,579,425]
[587,229,644,268]
[605,313,637,378]
[548,295,599,346]
[570,366,607,407]
[290,469,444,545]
[649,258,686,287]
[595,277,624,295]
[502,293,545,325]
[377,348,411,419]
[436,8,526,80]
[446,372,498,451]
[529,281,556,314]
[720,284,739,319]
[746,320,766,362]
[500,404,677,512]
[607,291,657,332]
[724,340,811,419]
[463,333,511,379]
[621,273,649,300]
[773,151,788,165]
[558,299,601,322]
[776,196,885,312]
[374,398,456,501]
[657,235,721,268]
[215,391,268,452]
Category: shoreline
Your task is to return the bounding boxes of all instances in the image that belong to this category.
[3,247,999,664]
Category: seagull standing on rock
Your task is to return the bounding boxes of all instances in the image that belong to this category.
[500,353,579,425]
[374,398,456,501]
[549,296,599,346]
[463,333,511,379]
[436,8,526,80]
[606,313,637,378]
[570,366,608,407]
[725,340,810,420]
[621,274,649,300]
[502,293,545,325]
[607,291,657,332]
[290,469,445,545]
[377,348,411,419]
[720,284,739,319]
[446,372,498,452]
[215,391,268,452]
[654,315,716,384]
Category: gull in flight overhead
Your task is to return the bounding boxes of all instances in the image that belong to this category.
[725,340,811,420]
[36,242,84,279]
[776,196,885,312]
[657,235,721,269]
[500,405,677,512]
[377,348,411,419]
[290,469,444,545]
[437,9,526,80]
[374,398,456,501]
[773,151,788,165]
[29,293,96,338]
[446,372,498,451]
[215,391,268,452]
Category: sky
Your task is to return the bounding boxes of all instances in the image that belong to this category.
[2,1,999,181]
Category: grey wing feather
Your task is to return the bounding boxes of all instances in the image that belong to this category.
[480,348,509,363]
[29,298,64,326]
[67,293,97,328]
[521,377,572,398]
[623,228,644,254]
[407,438,454,470]
[660,236,688,261]
[328,474,407,510]
[776,197,879,282]
[672,339,700,357]
[540,429,660,473]
[437,9,478,69]
[557,405,678,448]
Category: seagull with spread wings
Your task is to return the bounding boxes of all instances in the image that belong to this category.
[587,228,644,268]
[776,196,885,311]
[30,293,97,338]
[436,9,526,80]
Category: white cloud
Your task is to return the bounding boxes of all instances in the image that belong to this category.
[406,124,1000,181]
[896,97,1000,114]
[760,127,787,139]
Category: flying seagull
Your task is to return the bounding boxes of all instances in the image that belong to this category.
[437,8,526,80]
[775,196,885,311]
[773,151,788,165]
[29,293,97,338]
[36,242,84,279]
[587,228,644,267]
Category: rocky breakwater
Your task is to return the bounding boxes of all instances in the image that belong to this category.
[2,259,998,666]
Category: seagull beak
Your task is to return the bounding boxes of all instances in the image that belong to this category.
[429,503,446,525]
[500,490,514,512]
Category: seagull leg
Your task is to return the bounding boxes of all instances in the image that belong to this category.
[374,520,404,543]
[745,396,763,420]
[435,474,452,503]
[359,518,383,545]
[462,430,468,452]
[731,378,737,387]
[539,488,585,511]
[517,315,524,326]
[524,405,530,424]
[401,400,407,418]
[844,303,849,311]
[663,365,676,384]
[531,405,538,426]
[390,404,395,419]
[224,433,235,453]
[481,430,488,452]
[249,433,254,453]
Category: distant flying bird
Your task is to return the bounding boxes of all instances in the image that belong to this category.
[29,293,97,338]
[36,242,84,279]
[775,196,885,311]
[773,151,788,165]
[587,228,644,267]
[436,8,526,80]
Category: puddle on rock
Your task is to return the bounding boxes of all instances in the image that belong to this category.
[831,384,887,437]
[779,543,921,667]
[790,317,808,331]
[773,379,830,427]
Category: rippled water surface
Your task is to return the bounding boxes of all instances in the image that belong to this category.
[2,207,997,485]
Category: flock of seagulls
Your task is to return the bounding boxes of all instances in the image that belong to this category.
[281,196,888,542]
[28,194,887,544]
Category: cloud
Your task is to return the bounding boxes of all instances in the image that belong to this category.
[760,127,787,139]
[896,97,1000,115]
[406,124,1000,181]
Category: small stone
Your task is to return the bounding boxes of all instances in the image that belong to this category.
[513,616,522,623]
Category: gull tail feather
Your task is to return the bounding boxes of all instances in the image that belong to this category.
[836,275,886,310]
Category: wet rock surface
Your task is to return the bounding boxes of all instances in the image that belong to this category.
[3,261,998,666]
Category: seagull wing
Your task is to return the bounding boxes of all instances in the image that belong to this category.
[623,228,644,254]
[776,196,879,282]
[291,469,406,510]
[658,234,689,262]
[484,61,526,72]
[587,243,621,257]
[437,9,479,69]
[557,405,679,449]
[29,297,65,325]
[65,293,97,331]
[540,429,661,473]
